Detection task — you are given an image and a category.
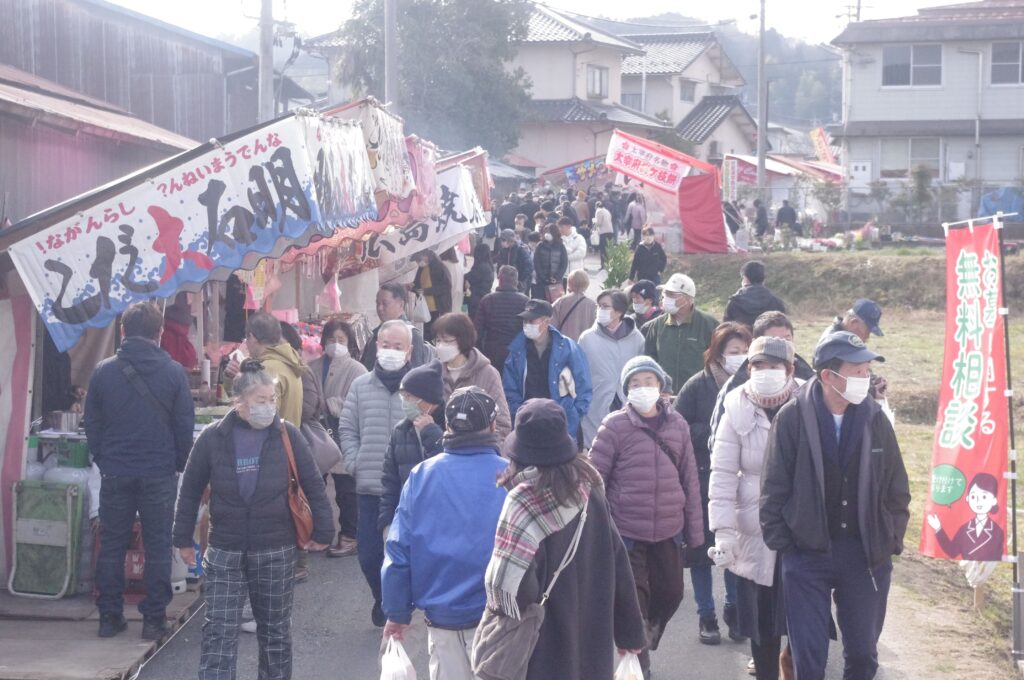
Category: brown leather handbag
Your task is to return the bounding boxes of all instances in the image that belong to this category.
[280,423,314,548]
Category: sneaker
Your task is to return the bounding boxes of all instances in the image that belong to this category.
[98,613,127,638]
[698,616,721,645]
[722,604,747,643]
[240,619,257,633]
[327,535,358,558]
[371,601,386,628]
[747,657,757,676]
[141,617,167,641]
[294,568,309,584]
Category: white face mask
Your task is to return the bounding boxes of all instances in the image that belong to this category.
[633,302,649,315]
[543,233,553,242]
[722,354,746,375]
[662,297,679,314]
[523,322,542,340]
[628,386,661,413]
[326,342,349,360]
[596,308,613,326]
[435,341,460,364]
[750,369,788,396]
[377,348,408,372]
[830,371,871,405]
[246,402,276,429]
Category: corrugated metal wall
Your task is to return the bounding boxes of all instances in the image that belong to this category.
[0,0,258,141]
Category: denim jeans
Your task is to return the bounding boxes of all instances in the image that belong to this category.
[356,494,384,604]
[96,474,177,619]
[330,473,359,539]
[689,563,738,619]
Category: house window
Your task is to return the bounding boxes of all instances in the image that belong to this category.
[992,42,1023,84]
[880,138,909,178]
[882,45,942,86]
[879,137,941,179]
[708,140,721,158]
[910,138,941,179]
[622,93,642,110]
[679,80,697,102]
[587,65,609,98]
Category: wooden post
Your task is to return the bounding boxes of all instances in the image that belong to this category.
[974,583,987,612]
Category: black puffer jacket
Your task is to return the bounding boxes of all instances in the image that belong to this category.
[676,369,722,565]
[172,412,334,551]
[723,284,787,328]
[533,240,568,284]
[377,416,445,530]
[629,242,668,284]
[474,287,530,370]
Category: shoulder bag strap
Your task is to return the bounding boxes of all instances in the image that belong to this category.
[280,422,300,486]
[639,427,681,472]
[540,499,589,606]
[117,358,172,429]
[561,295,587,326]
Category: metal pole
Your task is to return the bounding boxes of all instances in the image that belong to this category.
[258,0,275,121]
[756,0,767,200]
[384,0,398,110]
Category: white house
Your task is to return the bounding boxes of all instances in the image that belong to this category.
[831,0,1024,206]
[510,5,670,173]
[675,95,759,164]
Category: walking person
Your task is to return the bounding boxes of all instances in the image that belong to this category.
[629,227,668,285]
[475,399,646,680]
[361,282,435,371]
[308,319,367,558]
[412,249,453,342]
[708,336,803,680]
[441,247,466,315]
[676,322,752,645]
[559,217,588,278]
[173,359,333,680]
[626,192,647,249]
[761,331,911,680]
[577,290,645,449]
[589,356,704,679]
[572,190,592,248]
[382,387,509,679]
[753,199,770,248]
[775,200,797,250]
[642,273,718,393]
[532,222,569,301]
[551,269,597,342]
[473,265,530,371]
[85,302,195,640]
[628,280,663,326]
[223,312,305,427]
[724,260,787,329]
[594,200,614,269]
[494,229,534,295]
[465,242,495,320]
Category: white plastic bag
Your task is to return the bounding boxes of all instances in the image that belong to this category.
[614,652,643,680]
[381,637,417,680]
[410,293,431,324]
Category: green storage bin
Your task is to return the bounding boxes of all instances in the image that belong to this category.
[7,480,83,599]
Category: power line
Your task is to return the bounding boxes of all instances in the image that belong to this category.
[537,1,733,33]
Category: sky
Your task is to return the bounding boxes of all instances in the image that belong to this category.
[110,0,942,45]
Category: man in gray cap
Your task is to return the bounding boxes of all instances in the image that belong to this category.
[760,331,910,680]
[492,229,533,294]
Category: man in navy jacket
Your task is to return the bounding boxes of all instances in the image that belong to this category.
[84,301,194,640]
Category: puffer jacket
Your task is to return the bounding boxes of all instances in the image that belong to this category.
[337,370,405,496]
[533,240,568,284]
[708,385,777,586]
[563,229,588,274]
[378,417,445,530]
[675,368,724,565]
[723,284,787,328]
[474,287,530,370]
[440,348,512,440]
[577,319,645,447]
[589,404,704,546]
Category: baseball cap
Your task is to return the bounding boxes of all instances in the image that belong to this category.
[517,299,554,321]
[629,280,659,302]
[500,229,517,242]
[445,387,498,433]
[814,331,885,368]
[852,299,884,336]
[659,273,696,297]
[748,336,794,365]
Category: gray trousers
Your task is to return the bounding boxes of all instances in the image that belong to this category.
[427,625,480,680]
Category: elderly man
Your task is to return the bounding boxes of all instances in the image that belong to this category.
[641,273,718,393]
[338,320,414,627]
[224,311,306,426]
[474,265,530,370]
[361,282,435,371]
[502,299,592,439]
[819,299,889,402]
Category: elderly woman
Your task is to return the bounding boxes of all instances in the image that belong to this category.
[708,337,801,680]
[173,359,333,680]
[676,321,752,644]
[589,356,704,678]
[551,269,597,342]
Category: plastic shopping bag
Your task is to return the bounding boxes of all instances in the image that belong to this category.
[381,637,417,680]
[614,652,643,680]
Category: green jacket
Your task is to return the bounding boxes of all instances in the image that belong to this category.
[642,309,719,392]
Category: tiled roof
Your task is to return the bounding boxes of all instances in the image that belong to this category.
[304,29,344,51]
[676,95,752,143]
[523,5,643,53]
[524,98,670,129]
[833,0,1024,44]
[620,33,712,75]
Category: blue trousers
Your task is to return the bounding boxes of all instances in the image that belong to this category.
[781,538,892,680]
[689,563,738,619]
[356,494,384,604]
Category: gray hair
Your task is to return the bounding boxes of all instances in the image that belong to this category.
[233,359,276,398]
[379,319,413,344]
[246,312,282,345]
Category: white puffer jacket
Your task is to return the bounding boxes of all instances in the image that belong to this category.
[708,384,781,586]
[564,229,588,275]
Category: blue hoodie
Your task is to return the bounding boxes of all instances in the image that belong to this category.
[381,445,508,628]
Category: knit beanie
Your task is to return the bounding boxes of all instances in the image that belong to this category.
[620,355,669,395]
[399,360,444,405]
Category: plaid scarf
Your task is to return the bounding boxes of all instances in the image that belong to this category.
[484,468,590,620]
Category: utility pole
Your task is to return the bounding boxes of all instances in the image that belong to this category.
[857,0,863,21]
[258,0,275,121]
[756,0,767,200]
[384,0,398,111]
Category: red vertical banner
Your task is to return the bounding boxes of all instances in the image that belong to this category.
[920,222,1009,561]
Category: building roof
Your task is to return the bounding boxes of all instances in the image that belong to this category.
[305,29,345,52]
[833,0,1024,45]
[829,119,1024,138]
[620,33,712,75]
[675,95,757,144]
[524,98,671,129]
[0,64,196,151]
[522,5,643,54]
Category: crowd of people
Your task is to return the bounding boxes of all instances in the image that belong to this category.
[81,189,910,680]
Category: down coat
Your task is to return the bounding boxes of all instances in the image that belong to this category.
[708,385,778,586]
[337,370,405,496]
[440,348,512,440]
[577,319,645,447]
[589,404,704,546]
